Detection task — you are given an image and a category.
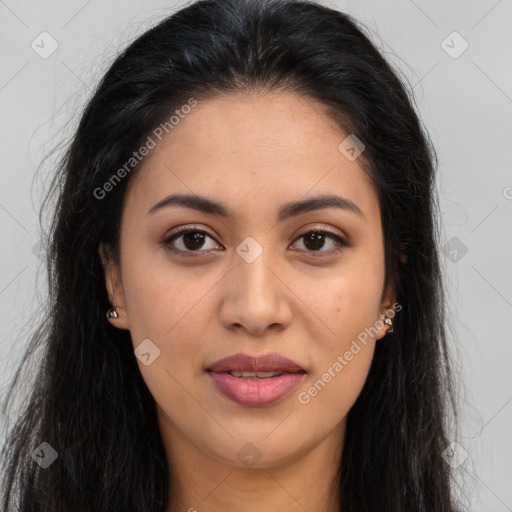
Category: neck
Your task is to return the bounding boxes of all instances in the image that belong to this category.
[162,416,345,512]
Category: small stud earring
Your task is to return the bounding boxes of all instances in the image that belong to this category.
[106,307,119,319]
[384,317,393,333]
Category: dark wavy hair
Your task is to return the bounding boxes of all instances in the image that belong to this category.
[1,0,461,510]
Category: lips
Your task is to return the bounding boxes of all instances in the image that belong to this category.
[206,353,307,406]
[206,352,306,374]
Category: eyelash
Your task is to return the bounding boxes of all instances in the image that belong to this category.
[160,224,351,258]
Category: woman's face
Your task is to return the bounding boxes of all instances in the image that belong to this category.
[102,91,395,471]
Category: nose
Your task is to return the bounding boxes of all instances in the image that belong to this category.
[219,251,292,337]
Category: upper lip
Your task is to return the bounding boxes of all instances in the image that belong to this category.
[207,353,306,373]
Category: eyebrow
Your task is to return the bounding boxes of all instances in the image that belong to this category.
[147,193,365,221]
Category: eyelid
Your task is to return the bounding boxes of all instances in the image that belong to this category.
[290,225,352,255]
[165,224,216,239]
[160,224,221,254]
[160,223,352,255]
[292,223,348,242]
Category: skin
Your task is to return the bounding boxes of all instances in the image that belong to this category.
[100,90,395,512]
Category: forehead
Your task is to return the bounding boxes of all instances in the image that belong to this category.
[124,91,379,224]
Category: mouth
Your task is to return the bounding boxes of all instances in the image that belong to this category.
[207,369,306,379]
[205,352,307,406]
[206,352,306,374]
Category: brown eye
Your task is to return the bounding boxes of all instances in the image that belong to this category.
[180,231,207,250]
[303,232,327,250]
[160,226,349,257]
[162,228,221,254]
[292,230,349,255]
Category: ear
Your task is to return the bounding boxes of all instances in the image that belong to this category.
[98,242,130,330]
[376,279,397,340]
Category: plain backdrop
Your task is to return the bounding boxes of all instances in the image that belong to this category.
[0,1,511,510]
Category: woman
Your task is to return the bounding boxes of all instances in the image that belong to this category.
[0,0,460,510]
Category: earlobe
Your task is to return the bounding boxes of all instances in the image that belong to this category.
[105,305,129,330]
[377,282,397,339]
[375,310,395,340]
[98,243,130,330]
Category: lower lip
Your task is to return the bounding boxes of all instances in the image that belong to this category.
[207,371,306,407]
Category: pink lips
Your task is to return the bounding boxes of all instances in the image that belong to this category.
[206,352,307,407]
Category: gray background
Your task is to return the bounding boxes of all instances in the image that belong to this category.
[1,1,511,510]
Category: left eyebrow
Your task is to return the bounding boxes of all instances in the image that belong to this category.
[277,194,365,221]
[146,193,365,221]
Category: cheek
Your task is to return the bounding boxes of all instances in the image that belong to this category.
[120,250,220,363]
[333,279,383,345]
[294,252,383,408]
[310,253,385,346]
[295,275,382,422]
[294,341,374,439]
[119,255,216,416]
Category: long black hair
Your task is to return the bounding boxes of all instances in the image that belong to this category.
[1,0,460,510]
